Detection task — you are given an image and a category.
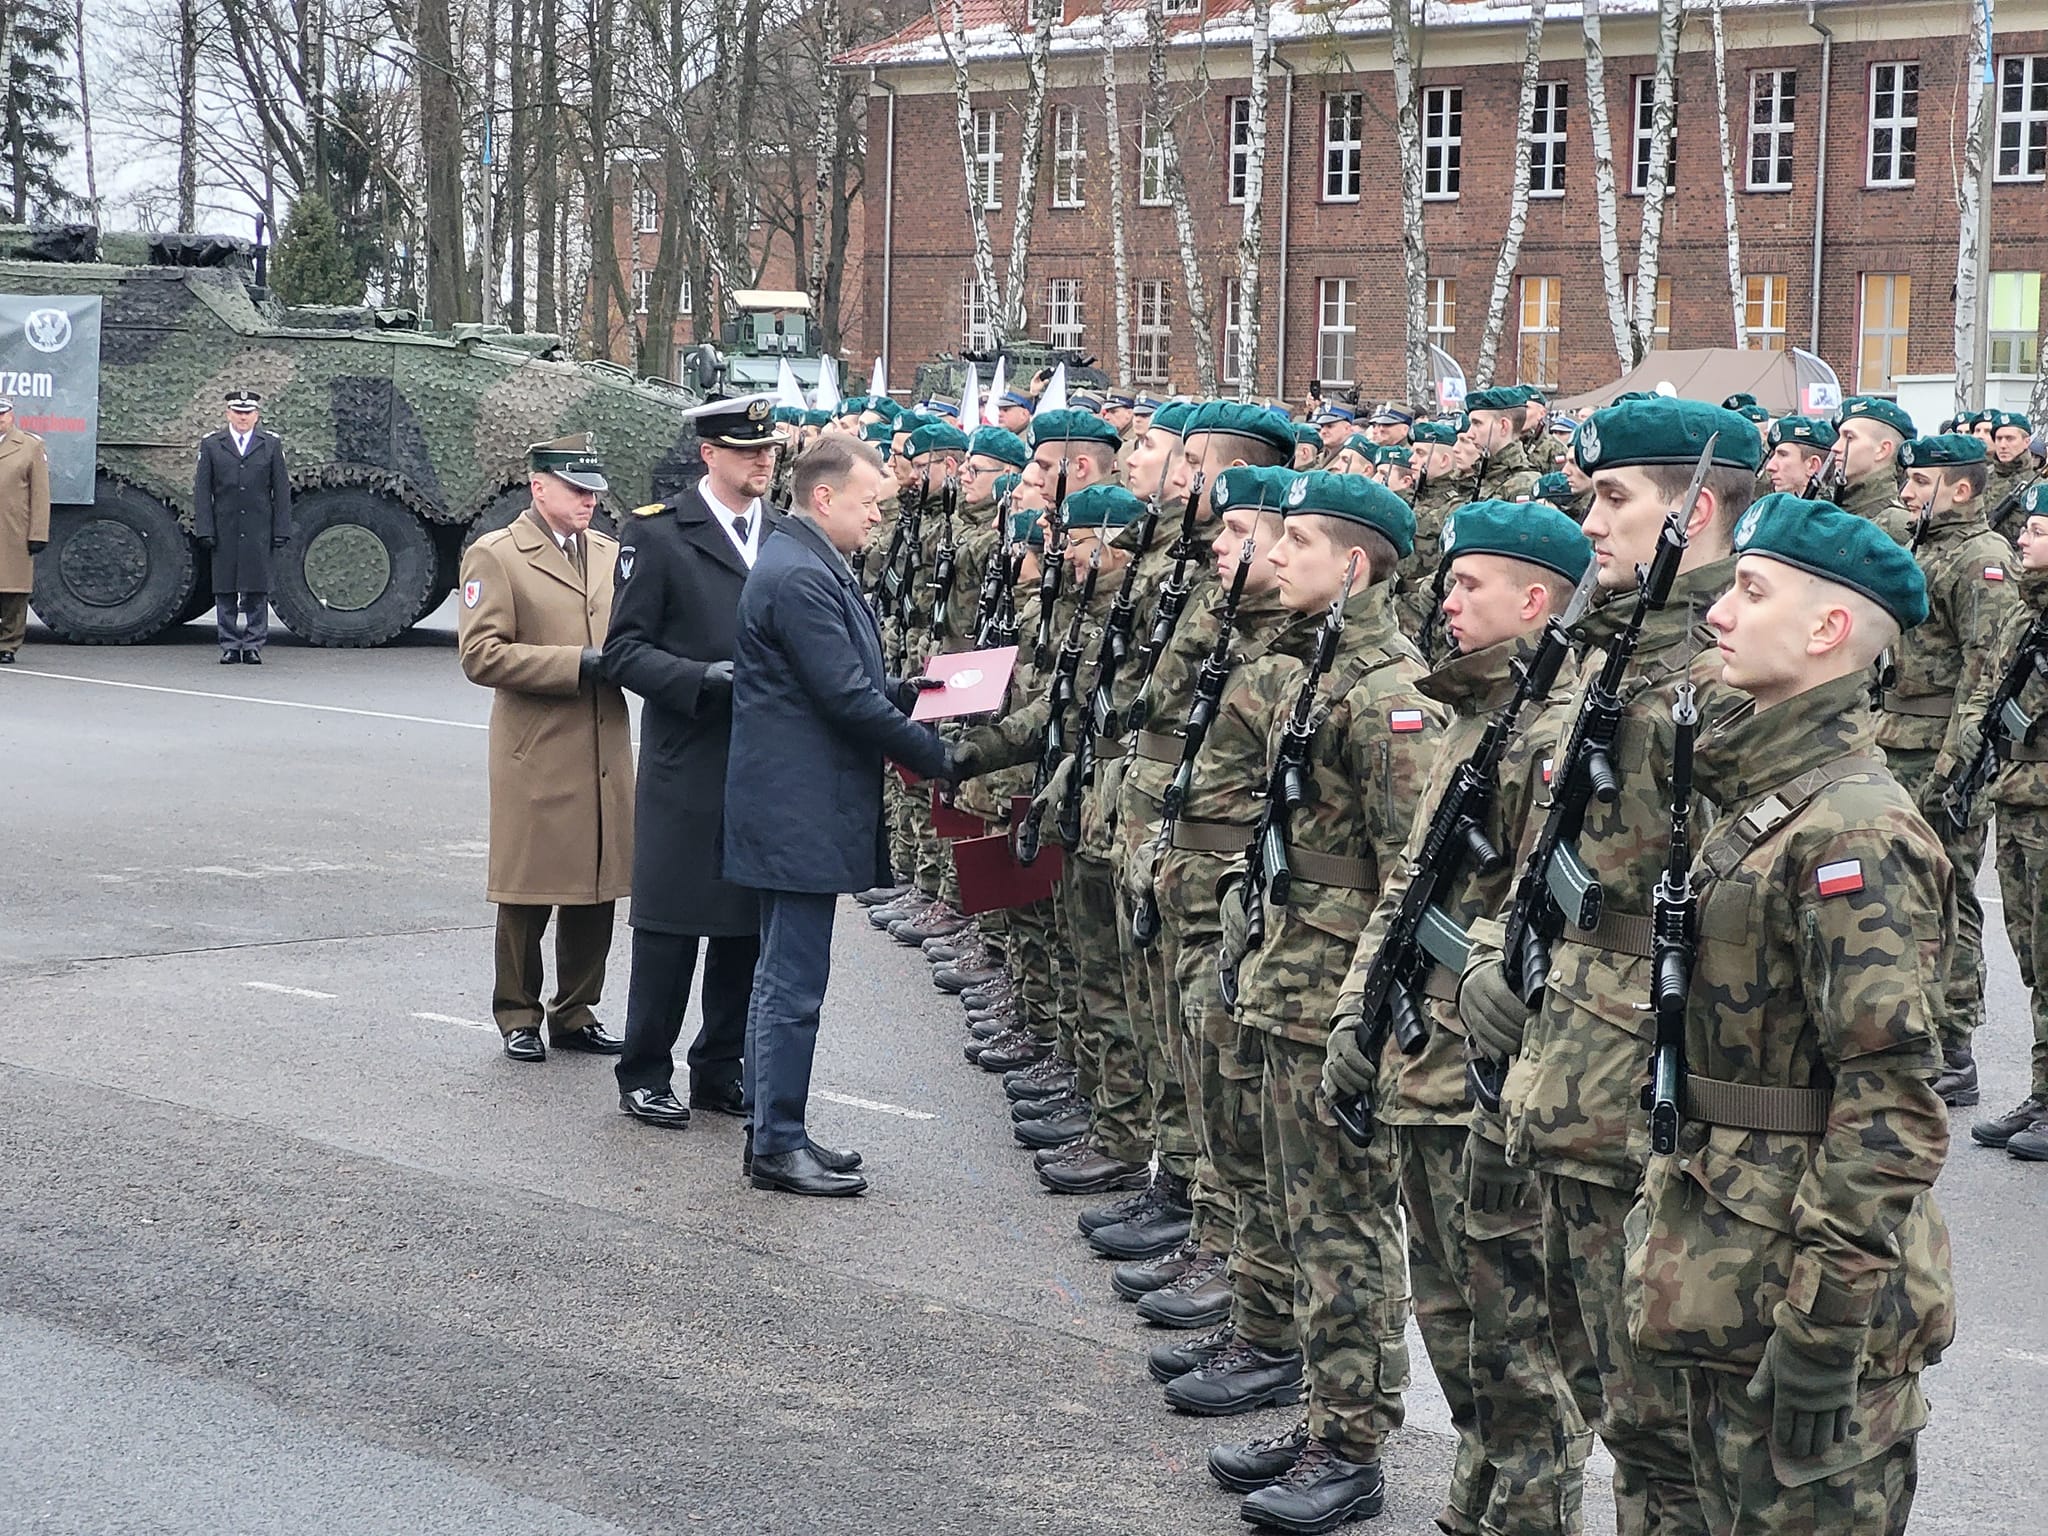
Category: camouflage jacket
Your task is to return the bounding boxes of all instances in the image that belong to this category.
[1340,635,1571,1126]
[1396,477,1466,640]
[1147,590,1320,934]
[1876,501,2020,777]
[1490,557,1742,1188]
[1987,566,2048,811]
[1834,470,1913,548]
[1521,430,1566,475]
[1076,508,1184,861]
[1475,439,1539,503]
[1234,585,1441,1045]
[1984,459,2040,545]
[1630,675,1955,1442]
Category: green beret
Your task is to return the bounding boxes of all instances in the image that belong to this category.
[1343,433,1382,463]
[1409,420,1458,447]
[992,472,1021,504]
[1185,400,1298,458]
[1722,392,1759,411]
[2024,482,2046,516]
[1836,395,1915,440]
[860,419,894,445]
[1734,403,1773,424]
[1378,445,1415,470]
[1210,464,1301,513]
[1898,433,1988,468]
[1063,483,1147,531]
[1149,400,1195,437]
[1440,498,1593,582]
[1281,470,1417,558]
[968,426,1030,467]
[1029,407,1122,450]
[1006,506,1044,547]
[838,395,868,416]
[1293,422,1323,448]
[1613,390,1658,404]
[1733,492,1928,628]
[1533,471,1573,504]
[772,406,801,425]
[1949,410,1980,430]
[870,397,903,421]
[907,422,971,458]
[1768,415,1839,451]
[801,409,831,428]
[1521,387,1548,406]
[1574,397,1766,473]
[1992,409,2036,434]
[1464,387,1525,413]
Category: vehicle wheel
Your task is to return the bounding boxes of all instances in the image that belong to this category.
[270,487,438,648]
[31,477,196,645]
[172,554,214,625]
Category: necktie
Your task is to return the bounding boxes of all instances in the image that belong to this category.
[732,514,751,546]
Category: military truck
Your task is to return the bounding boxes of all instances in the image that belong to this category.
[712,289,825,395]
[910,343,1110,413]
[0,224,703,647]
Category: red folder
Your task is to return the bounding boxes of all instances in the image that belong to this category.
[913,645,1019,721]
[931,787,985,839]
[954,832,1063,914]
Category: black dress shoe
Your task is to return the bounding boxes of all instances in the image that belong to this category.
[219,652,240,664]
[503,1029,546,1062]
[551,1021,624,1054]
[744,1127,860,1174]
[1239,1440,1384,1533]
[620,1087,690,1127]
[750,1145,867,1197]
[1209,1419,1311,1494]
[688,1079,749,1116]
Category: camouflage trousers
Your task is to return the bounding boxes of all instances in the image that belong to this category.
[1156,919,1245,1257]
[1006,894,1063,1044]
[1061,855,1153,1163]
[1544,1173,1705,1536]
[1115,894,1202,1209]
[1993,806,2048,1098]
[1889,748,1988,1050]
[1262,1033,1411,1460]
[887,773,921,890]
[1400,1124,1589,1536]
[1685,1368,1919,1536]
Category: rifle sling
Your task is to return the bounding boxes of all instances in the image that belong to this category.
[1169,818,1254,855]
[1879,691,1954,720]
[1682,1074,1830,1135]
[1134,729,1182,763]
[1422,964,1460,1003]
[2007,740,2048,763]
[1091,734,1128,760]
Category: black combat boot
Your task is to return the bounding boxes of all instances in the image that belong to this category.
[1933,1045,1979,1107]
[1110,1238,1201,1301]
[1135,1250,1231,1328]
[1209,1418,1310,1493]
[1147,1321,1236,1384]
[1015,1100,1090,1149]
[1086,1172,1191,1260]
[1237,1438,1384,1533]
[1972,1095,2048,1148]
[1161,1338,1304,1416]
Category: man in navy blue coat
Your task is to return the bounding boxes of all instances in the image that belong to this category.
[722,436,966,1196]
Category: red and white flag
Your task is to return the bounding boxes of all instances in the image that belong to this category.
[1815,859,1865,897]
[1389,709,1427,733]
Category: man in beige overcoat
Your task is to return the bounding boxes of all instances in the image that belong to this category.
[0,398,52,664]
[458,434,635,1062]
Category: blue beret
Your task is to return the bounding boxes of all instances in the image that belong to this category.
[1149,400,1195,437]
[1836,395,1916,440]
[1768,415,1839,451]
[1186,400,1298,458]
[1898,433,1988,468]
[1281,470,1417,558]
[1030,407,1122,449]
[1440,498,1593,582]
[968,426,1030,467]
[1210,464,1301,513]
[1533,471,1574,504]
[1574,398,1766,473]
[1733,492,1928,628]
[1063,483,1147,530]
[907,422,971,457]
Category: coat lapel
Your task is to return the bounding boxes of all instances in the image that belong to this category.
[676,495,752,582]
[513,511,585,594]
[784,516,883,675]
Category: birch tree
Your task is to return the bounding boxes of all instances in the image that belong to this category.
[1627,0,1683,363]
[1474,0,1546,388]
[1581,0,1633,365]
[1232,0,1275,398]
[1710,0,1747,345]
[1146,0,1217,391]
[1102,0,1134,387]
[934,0,1004,348]
[176,0,198,227]
[1388,0,1431,405]
[1953,0,1994,412]
[998,0,1056,341]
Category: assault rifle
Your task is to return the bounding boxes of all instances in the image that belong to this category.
[928,475,960,640]
[1122,474,1207,734]
[1475,434,1718,1112]
[1943,608,2048,829]
[1017,544,1100,865]
[886,473,928,673]
[1076,501,1161,798]
[1329,559,1598,1147]
[1645,681,1698,1156]
[1031,459,1072,662]
[1804,440,1847,503]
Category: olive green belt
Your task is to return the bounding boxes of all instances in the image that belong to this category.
[2008,740,2048,763]
[1422,964,1459,1003]
[1134,729,1182,763]
[1092,735,1127,760]
[1169,819,1252,854]
[1286,846,1373,890]
[1684,1074,1830,1135]
[1880,691,1954,720]
[1565,909,1655,959]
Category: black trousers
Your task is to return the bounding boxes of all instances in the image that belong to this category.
[614,928,758,1095]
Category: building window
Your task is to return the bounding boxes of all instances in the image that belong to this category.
[1989,271,2042,375]
[1744,274,1788,349]
[1227,96,1254,204]
[1529,82,1567,196]
[1426,277,1456,345]
[1747,70,1796,190]
[1139,115,1170,206]
[1867,63,1918,187]
[1623,273,1673,343]
[1856,274,1911,394]
[1631,75,1678,194]
[1135,279,1172,384]
[963,279,994,353]
[632,267,650,316]
[1317,278,1356,383]
[1997,55,2048,181]
[1044,277,1083,351]
[631,182,659,234]
[1161,0,1201,13]
[973,109,1003,208]
[1323,92,1362,202]
[1517,277,1561,388]
[1051,105,1085,208]
[677,273,693,317]
[1221,277,1246,386]
[1423,86,1463,199]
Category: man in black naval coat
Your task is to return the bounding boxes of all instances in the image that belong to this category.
[604,393,788,1128]
[193,389,293,662]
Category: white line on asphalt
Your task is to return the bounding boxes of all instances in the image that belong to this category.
[0,668,487,730]
[412,1011,497,1032]
[814,1089,937,1121]
[243,981,338,1000]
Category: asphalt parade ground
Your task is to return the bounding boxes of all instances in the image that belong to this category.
[1,603,2043,1535]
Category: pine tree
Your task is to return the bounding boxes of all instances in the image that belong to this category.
[273,195,366,306]
[2,0,79,221]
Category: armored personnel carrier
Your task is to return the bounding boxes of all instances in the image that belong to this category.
[0,225,703,647]
[910,342,1110,413]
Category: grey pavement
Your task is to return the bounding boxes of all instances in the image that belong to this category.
[0,606,2042,1534]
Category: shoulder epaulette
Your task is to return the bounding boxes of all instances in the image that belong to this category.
[630,501,670,518]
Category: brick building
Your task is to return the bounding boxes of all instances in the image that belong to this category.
[841,0,2048,405]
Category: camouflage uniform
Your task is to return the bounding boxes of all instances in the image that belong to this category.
[1522,429,1566,476]
[1485,559,1742,1536]
[1988,567,2048,1105]
[1876,498,2019,1059]
[1231,581,1439,1463]
[1983,459,2040,545]
[1475,441,1539,504]
[1833,470,1912,548]
[1628,674,1956,1532]
[912,496,975,908]
[1397,476,1466,640]
[1338,636,1588,1536]
[878,486,935,886]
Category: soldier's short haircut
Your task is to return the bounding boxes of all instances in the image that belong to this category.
[1641,462,1758,533]
[791,436,884,510]
[1936,461,1991,499]
[1298,514,1400,585]
[1475,405,1530,435]
[1203,432,1290,470]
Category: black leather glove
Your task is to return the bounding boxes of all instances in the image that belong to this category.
[578,646,605,684]
[196,535,216,551]
[27,539,46,554]
[699,659,734,699]
[893,674,946,712]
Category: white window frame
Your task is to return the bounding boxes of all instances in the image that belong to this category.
[1744,273,1789,350]
[1426,276,1455,346]
[963,278,994,353]
[632,267,650,316]
[1322,92,1362,202]
[1317,277,1355,384]
[1139,115,1170,207]
[1161,0,1201,13]
[1517,276,1560,390]
[1857,273,1912,394]
[1423,85,1462,200]
[1631,75,1678,194]
[677,273,693,318]
[1529,81,1567,197]
[1044,277,1084,352]
[1997,54,2048,182]
[1989,270,2042,376]
[1867,62,1918,187]
[1227,96,1254,204]
[1623,272,1672,344]
[631,182,660,234]
[1221,277,1245,386]
[1746,69,1796,191]
[973,108,1004,209]
[1135,279,1172,384]
[1051,104,1086,208]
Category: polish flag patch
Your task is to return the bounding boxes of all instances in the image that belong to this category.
[1390,709,1427,733]
[1985,566,2008,581]
[1815,859,1865,897]
[1541,757,1555,785]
